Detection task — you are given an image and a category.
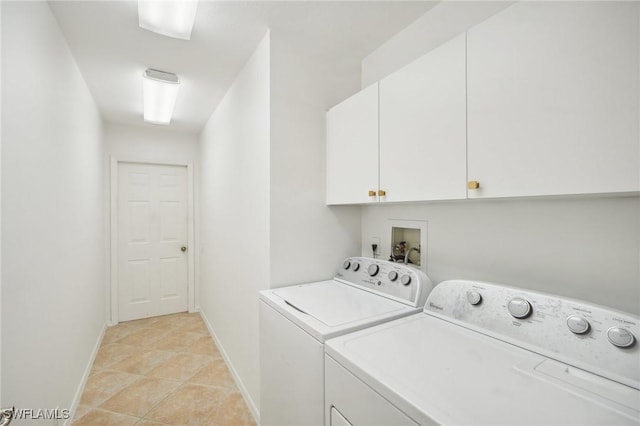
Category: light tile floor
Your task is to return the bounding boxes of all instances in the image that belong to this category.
[72,312,256,426]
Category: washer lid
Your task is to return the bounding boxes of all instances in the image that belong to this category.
[272,280,407,327]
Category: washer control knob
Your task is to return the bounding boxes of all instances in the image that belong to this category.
[607,327,636,348]
[400,275,411,286]
[367,264,379,277]
[351,262,360,271]
[566,315,590,335]
[388,271,398,281]
[343,260,351,270]
[467,291,482,306]
[508,298,532,319]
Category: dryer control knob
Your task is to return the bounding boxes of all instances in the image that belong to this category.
[400,275,411,286]
[508,298,532,319]
[607,327,635,348]
[566,315,590,335]
[343,260,351,270]
[388,271,398,281]
[367,264,379,277]
[467,291,482,306]
[351,262,360,271]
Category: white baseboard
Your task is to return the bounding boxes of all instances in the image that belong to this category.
[199,311,260,424]
[64,323,107,426]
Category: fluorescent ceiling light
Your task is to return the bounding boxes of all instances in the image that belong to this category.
[143,69,180,125]
[138,0,198,40]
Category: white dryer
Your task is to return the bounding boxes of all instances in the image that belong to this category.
[325,280,640,425]
[259,257,433,426]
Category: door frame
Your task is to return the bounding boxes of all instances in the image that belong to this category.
[109,157,196,325]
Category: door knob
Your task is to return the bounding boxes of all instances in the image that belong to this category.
[181,246,187,252]
[1,407,15,426]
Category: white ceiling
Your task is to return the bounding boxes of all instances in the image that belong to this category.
[49,1,437,134]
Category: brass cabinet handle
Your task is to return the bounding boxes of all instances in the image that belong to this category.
[368,190,376,197]
[378,190,386,196]
[468,181,480,190]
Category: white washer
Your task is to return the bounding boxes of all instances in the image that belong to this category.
[259,257,434,426]
[325,280,640,425]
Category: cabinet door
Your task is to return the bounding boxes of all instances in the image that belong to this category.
[327,83,379,205]
[379,34,467,202]
[467,2,640,198]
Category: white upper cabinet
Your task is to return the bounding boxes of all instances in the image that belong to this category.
[467,2,640,198]
[326,83,379,205]
[379,33,467,202]
[327,2,638,205]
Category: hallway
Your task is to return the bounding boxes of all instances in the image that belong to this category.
[1,1,409,416]
[72,313,255,425]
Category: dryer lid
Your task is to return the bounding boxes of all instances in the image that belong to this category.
[325,314,640,425]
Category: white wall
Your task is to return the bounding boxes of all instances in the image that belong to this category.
[269,31,361,287]
[362,1,513,87]
[360,1,640,315]
[198,32,271,419]
[362,196,640,314]
[0,2,3,406]
[198,29,363,420]
[105,123,199,165]
[1,1,105,418]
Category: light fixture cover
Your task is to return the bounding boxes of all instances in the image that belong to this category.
[138,0,198,40]
[143,69,180,125]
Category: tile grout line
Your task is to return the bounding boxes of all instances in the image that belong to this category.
[137,380,184,423]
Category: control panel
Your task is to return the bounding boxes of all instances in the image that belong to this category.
[334,257,433,308]
[425,280,640,390]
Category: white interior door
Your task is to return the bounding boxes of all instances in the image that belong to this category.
[118,162,188,322]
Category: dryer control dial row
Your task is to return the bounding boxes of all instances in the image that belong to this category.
[465,290,634,346]
[425,280,640,391]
